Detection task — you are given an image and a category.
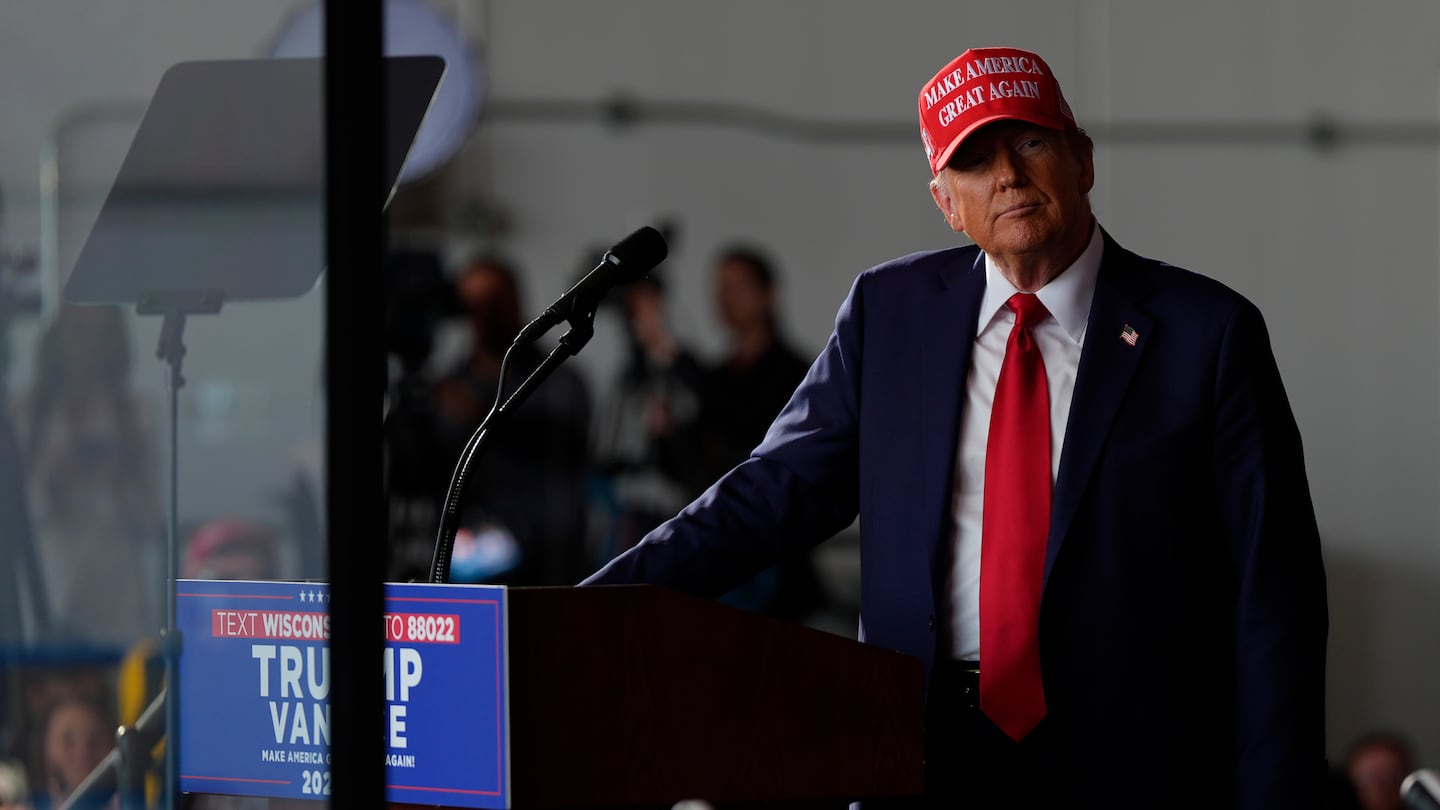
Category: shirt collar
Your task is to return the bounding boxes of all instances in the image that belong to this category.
[977,219,1103,345]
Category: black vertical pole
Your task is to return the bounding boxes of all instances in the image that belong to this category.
[324,1,387,806]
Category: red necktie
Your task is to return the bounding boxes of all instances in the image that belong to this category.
[980,292,1051,741]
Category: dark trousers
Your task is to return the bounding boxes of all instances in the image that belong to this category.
[869,661,1062,809]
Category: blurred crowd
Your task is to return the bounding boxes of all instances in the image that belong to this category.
[383,240,828,622]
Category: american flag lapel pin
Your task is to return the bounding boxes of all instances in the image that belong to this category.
[1120,324,1139,347]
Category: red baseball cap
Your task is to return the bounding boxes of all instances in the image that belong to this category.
[183,517,277,578]
[918,46,1078,175]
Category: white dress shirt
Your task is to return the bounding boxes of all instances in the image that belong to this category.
[943,221,1103,661]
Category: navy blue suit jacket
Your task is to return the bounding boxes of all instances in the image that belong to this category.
[585,230,1328,808]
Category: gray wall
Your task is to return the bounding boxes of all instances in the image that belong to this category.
[1,0,1436,770]
[467,0,1440,766]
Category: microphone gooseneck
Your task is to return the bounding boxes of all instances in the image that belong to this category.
[429,226,669,584]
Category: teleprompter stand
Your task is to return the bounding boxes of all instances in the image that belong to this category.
[59,55,443,810]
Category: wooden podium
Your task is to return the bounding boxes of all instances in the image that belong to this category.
[502,585,925,808]
[177,582,924,809]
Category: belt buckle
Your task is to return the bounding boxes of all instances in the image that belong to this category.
[959,667,980,708]
[941,660,981,710]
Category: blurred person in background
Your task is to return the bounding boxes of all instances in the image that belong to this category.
[3,669,108,782]
[689,245,824,621]
[30,696,109,810]
[431,254,592,586]
[688,246,813,492]
[592,272,701,557]
[14,304,161,648]
[1345,731,1415,810]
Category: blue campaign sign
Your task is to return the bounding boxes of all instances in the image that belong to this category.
[177,580,510,807]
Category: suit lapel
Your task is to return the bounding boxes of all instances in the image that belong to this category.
[1045,233,1154,588]
[920,249,986,596]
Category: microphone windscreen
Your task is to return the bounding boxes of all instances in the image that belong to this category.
[606,226,669,280]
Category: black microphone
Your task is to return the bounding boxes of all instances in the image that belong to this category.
[1403,769,1440,810]
[515,226,668,343]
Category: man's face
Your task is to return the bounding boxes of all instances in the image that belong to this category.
[715,260,772,333]
[930,121,1094,274]
[44,702,109,796]
[456,264,521,351]
[1349,745,1409,810]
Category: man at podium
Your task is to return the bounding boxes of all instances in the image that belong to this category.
[584,45,1328,808]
